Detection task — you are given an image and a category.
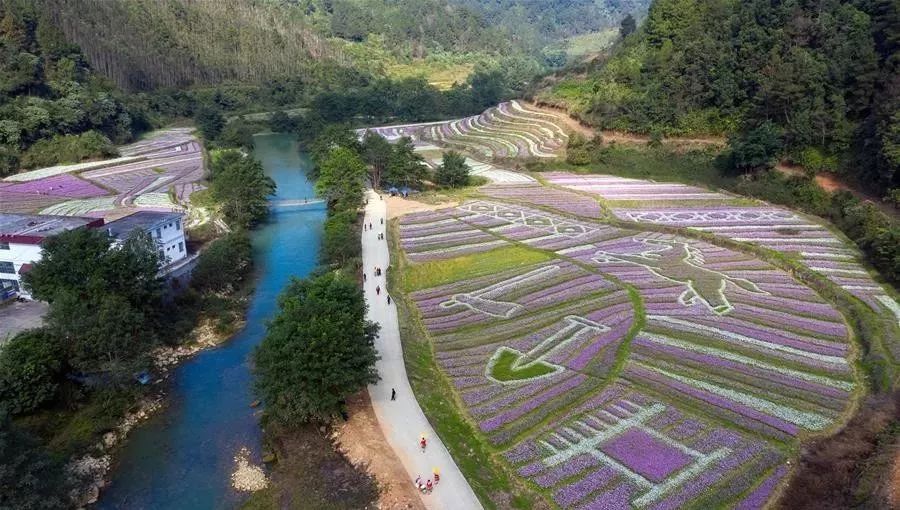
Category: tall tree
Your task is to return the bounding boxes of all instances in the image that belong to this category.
[360,131,393,190]
[384,137,428,189]
[434,150,471,187]
[620,14,637,38]
[22,228,164,374]
[195,105,225,141]
[314,146,367,212]
[209,150,276,229]
[254,272,379,425]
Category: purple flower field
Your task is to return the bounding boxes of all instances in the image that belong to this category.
[2,129,203,216]
[607,199,897,327]
[395,180,863,507]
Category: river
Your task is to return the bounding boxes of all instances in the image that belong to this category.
[97,133,325,509]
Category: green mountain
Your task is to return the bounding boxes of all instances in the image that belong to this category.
[536,0,899,193]
[0,0,141,175]
[37,0,650,91]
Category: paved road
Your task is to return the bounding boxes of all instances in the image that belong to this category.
[0,299,47,345]
[362,191,483,510]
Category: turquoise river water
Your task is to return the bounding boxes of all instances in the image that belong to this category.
[97,133,325,509]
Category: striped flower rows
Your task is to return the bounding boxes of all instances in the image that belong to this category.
[413,259,634,444]
[398,208,510,262]
[356,100,570,160]
[556,231,854,442]
[480,183,604,218]
[2,129,204,217]
[544,172,731,203]
[504,384,786,509]
[611,203,899,327]
[398,196,858,508]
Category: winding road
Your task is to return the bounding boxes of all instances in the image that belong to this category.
[362,190,483,510]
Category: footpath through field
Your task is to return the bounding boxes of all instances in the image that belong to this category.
[362,190,483,510]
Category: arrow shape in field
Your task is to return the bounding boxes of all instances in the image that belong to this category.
[486,315,609,384]
[439,265,560,318]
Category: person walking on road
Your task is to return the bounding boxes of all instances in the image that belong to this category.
[376,285,381,296]
[380,218,384,225]
[391,388,396,400]
[387,295,391,305]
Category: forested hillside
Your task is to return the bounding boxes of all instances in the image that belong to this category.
[41,0,356,91]
[36,0,648,92]
[0,0,142,175]
[451,0,648,52]
[537,0,899,194]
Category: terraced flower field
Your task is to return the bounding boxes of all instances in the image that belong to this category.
[393,176,897,507]
[362,101,569,161]
[1,129,203,218]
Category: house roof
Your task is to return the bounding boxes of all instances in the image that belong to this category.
[0,213,103,245]
[103,211,184,239]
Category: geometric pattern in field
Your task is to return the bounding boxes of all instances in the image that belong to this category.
[505,384,788,509]
[3,129,202,216]
[398,196,857,508]
[611,202,898,326]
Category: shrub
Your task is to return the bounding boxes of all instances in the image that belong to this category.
[321,210,361,267]
[0,330,62,415]
[796,146,839,173]
[434,150,470,187]
[725,121,783,174]
[191,232,253,294]
[20,131,117,169]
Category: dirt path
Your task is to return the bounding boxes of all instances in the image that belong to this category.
[524,101,726,149]
[362,190,483,510]
[385,195,459,220]
[775,163,899,219]
[334,391,425,509]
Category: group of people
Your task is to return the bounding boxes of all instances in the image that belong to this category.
[367,212,391,303]
[414,469,440,494]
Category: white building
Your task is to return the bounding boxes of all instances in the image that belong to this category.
[104,211,188,268]
[0,211,187,301]
[0,213,104,300]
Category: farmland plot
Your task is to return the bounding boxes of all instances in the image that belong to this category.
[395,194,864,508]
[2,129,203,216]
[360,101,568,160]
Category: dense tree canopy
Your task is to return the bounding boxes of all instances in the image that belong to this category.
[254,272,379,425]
[190,233,253,294]
[0,411,68,510]
[208,150,277,229]
[315,146,368,212]
[0,330,62,415]
[23,228,164,374]
[542,0,900,194]
[0,1,138,175]
[434,150,470,187]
